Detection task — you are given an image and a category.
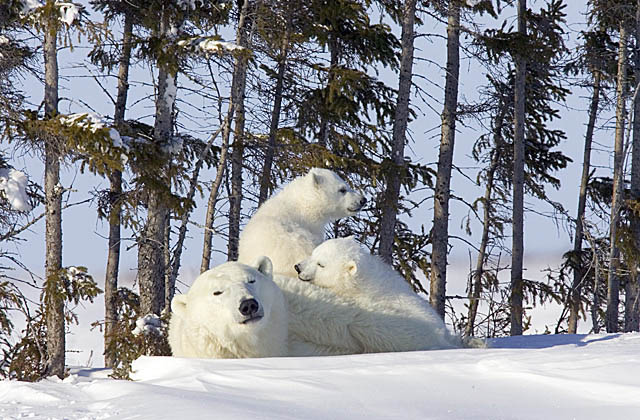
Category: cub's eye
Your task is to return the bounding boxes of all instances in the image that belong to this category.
[213,291,223,296]
[339,187,347,194]
[317,262,325,268]
[248,279,256,284]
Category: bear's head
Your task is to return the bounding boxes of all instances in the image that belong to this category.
[294,237,364,294]
[171,257,282,341]
[305,168,366,219]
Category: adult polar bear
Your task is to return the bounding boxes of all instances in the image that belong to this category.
[238,168,365,277]
[169,257,288,359]
[295,237,462,352]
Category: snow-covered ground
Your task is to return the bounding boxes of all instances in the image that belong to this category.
[1,333,639,419]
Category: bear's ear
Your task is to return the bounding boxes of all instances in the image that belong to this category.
[345,260,358,276]
[254,256,273,278]
[309,168,323,188]
[171,294,188,318]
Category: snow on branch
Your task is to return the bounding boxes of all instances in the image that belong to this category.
[20,1,83,26]
[0,168,31,212]
[133,314,165,337]
[178,36,246,56]
[177,0,232,11]
[59,112,128,151]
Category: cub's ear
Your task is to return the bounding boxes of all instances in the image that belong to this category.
[345,260,358,276]
[254,256,273,278]
[171,294,188,318]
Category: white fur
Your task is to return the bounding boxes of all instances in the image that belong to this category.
[274,275,364,356]
[169,258,288,359]
[238,168,365,277]
[296,237,462,352]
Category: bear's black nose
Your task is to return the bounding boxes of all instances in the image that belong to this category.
[239,298,260,316]
[294,264,301,274]
[359,197,366,207]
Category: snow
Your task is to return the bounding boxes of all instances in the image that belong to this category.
[20,0,42,14]
[466,0,483,6]
[20,1,81,25]
[0,168,31,212]
[57,2,81,26]
[177,0,232,10]
[132,314,164,337]
[178,37,245,55]
[1,333,639,419]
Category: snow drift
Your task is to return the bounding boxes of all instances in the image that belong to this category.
[0,333,639,419]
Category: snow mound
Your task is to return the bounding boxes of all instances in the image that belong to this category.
[0,333,639,419]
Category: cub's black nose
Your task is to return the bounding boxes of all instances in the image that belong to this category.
[359,197,366,206]
[294,264,301,274]
[239,298,260,316]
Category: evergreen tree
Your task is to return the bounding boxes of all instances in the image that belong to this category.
[466,0,570,336]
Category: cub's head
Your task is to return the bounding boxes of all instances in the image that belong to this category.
[305,168,366,219]
[294,237,364,294]
[171,257,279,339]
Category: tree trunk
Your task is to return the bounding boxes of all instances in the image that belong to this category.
[227,0,252,261]
[466,148,500,337]
[43,9,64,379]
[606,22,629,333]
[104,13,132,369]
[378,0,417,264]
[201,118,230,273]
[318,35,338,148]
[592,248,601,333]
[258,25,290,205]
[163,212,171,309]
[138,12,176,317]
[430,0,460,320]
[567,71,601,334]
[626,3,640,333]
[510,0,527,336]
[168,126,222,295]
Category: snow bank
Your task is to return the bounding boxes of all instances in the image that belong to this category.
[1,333,639,419]
[0,168,31,212]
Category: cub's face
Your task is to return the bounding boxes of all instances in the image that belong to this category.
[172,258,276,339]
[295,237,361,293]
[307,168,366,219]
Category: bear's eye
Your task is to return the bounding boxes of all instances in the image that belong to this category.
[339,187,347,194]
[248,279,255,284]
[317,262,325,268]
[213,291,223,296]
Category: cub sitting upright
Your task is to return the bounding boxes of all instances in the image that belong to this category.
[169,257,288,359]
[238,168,365,277]
[295,237,461,352]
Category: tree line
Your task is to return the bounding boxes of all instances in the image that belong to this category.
[1,0,639,380]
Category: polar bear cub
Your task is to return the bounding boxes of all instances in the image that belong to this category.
[169,257,288,359]
[295,237,460,352]
[238,168,365,277]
